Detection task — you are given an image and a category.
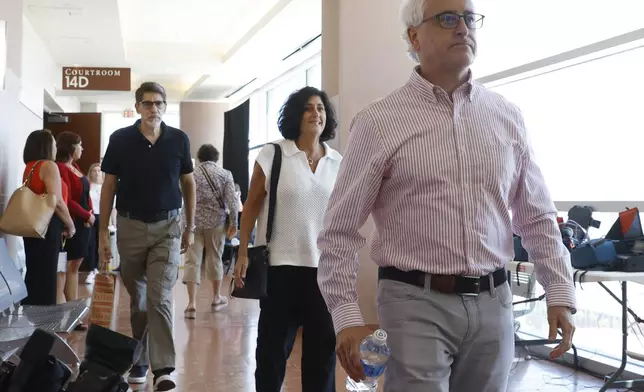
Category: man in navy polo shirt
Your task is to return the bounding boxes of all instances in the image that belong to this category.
[99,82,196,392]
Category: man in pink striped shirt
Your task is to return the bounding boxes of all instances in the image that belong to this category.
[317,0,576,391]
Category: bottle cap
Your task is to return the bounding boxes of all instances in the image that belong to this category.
[373,329,387,344]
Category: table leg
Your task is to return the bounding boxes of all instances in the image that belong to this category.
[599,281,628,391]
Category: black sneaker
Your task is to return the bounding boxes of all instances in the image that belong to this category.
[153,373,176,391]
[127,365,149,384]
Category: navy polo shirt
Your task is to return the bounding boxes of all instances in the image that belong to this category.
[101,120,193,214]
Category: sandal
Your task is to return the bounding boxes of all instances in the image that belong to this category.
[211,296,229,312]
[184,308,196,319]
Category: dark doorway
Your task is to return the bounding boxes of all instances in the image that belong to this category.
[223,100,250,201]
[44,113,102,174]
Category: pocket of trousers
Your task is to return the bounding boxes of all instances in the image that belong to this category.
[496,282,514,309]
[377,279,422,306]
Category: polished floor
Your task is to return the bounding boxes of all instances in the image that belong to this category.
[64,272,609,391]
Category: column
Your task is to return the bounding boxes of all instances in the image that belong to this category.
[179,101,230,160]
[321,0,415,325]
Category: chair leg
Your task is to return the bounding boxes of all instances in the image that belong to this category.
[50,333,80,367]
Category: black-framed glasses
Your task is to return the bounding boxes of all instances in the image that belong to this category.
[139,100,167,109]
[424,12,485,30]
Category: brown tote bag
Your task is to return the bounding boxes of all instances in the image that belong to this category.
[89,263,116,329]
[0,161,57,238]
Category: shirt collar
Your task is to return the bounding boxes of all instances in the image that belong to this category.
[133,119,168,139]
[408,66,477,103]
[280,140,341,161]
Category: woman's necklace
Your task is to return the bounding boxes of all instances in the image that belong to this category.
[306,155,314,166]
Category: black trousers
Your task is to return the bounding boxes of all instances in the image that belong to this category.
[22,215,64,305]
[83,214,100,272]
[255,266,336,392]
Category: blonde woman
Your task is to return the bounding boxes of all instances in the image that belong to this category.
[85,163,103,283]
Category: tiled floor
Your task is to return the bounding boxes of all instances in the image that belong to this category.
[63,272,610,391]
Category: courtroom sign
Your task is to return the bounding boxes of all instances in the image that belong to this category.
[62,67,131,91]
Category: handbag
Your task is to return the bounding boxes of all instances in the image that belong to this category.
[0,161,57,238]
[89,263,116,329]
[231,143,282,299]
[199,164,233,227]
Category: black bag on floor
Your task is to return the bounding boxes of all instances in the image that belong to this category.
[65,324,140,392]
[65,361,129,392]
[6,328,71,392]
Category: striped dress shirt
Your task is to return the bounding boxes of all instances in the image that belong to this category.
[317,67,576,334]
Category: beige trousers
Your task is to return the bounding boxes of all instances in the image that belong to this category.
[117,214,181,371]
[183,226,226,284]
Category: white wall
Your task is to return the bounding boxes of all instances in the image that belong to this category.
[0,1,80,267]
[0,0,41,267]
[20,16,80,115]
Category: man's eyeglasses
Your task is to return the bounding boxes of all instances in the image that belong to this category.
[139,100,167,109]
[423,12,485,30]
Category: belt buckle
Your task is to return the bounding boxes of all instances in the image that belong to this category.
[460,276,480,297]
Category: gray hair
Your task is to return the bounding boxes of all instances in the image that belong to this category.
[400,0,426,62]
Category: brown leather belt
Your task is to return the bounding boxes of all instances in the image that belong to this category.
[378,266,507,296]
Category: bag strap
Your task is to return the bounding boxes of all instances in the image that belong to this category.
[199,164,225,209]
[265,143,282,245]
[23,160,42,188]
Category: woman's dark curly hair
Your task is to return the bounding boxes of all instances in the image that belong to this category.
[277,86,337,142]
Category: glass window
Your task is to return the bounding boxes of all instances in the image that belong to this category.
[100,113,137,157]
[488,46,644,201]
[473,0,644,77]
[162,113,180,129]
[516,211,644,372]
[306,63,322,89]
[249,94,266,147]
[265,72,308,142]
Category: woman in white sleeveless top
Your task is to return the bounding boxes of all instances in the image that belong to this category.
[235,87,342,392]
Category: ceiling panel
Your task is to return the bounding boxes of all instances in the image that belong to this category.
[118,0,283,48]
[24,0,126,65]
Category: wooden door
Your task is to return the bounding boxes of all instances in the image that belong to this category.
[45,113,101,174]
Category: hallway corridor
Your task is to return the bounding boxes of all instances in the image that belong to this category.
[64,273,605,391]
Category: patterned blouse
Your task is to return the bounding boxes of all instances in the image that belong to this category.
[194,161,238,229]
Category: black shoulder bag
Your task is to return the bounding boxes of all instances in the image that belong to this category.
[231,143,282,299]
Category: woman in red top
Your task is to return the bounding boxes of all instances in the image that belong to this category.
[56,131,93,323]
[21,130,75,306]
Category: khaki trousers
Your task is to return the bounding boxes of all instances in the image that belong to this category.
[117,214,181,371]
[183,226,226,284]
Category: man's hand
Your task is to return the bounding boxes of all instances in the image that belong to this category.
[98,230,112,271]
[336,325,374,382]
[547,306,575,359]
[181,230,193,254]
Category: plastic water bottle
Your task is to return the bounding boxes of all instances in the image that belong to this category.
[346,329,391,392]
